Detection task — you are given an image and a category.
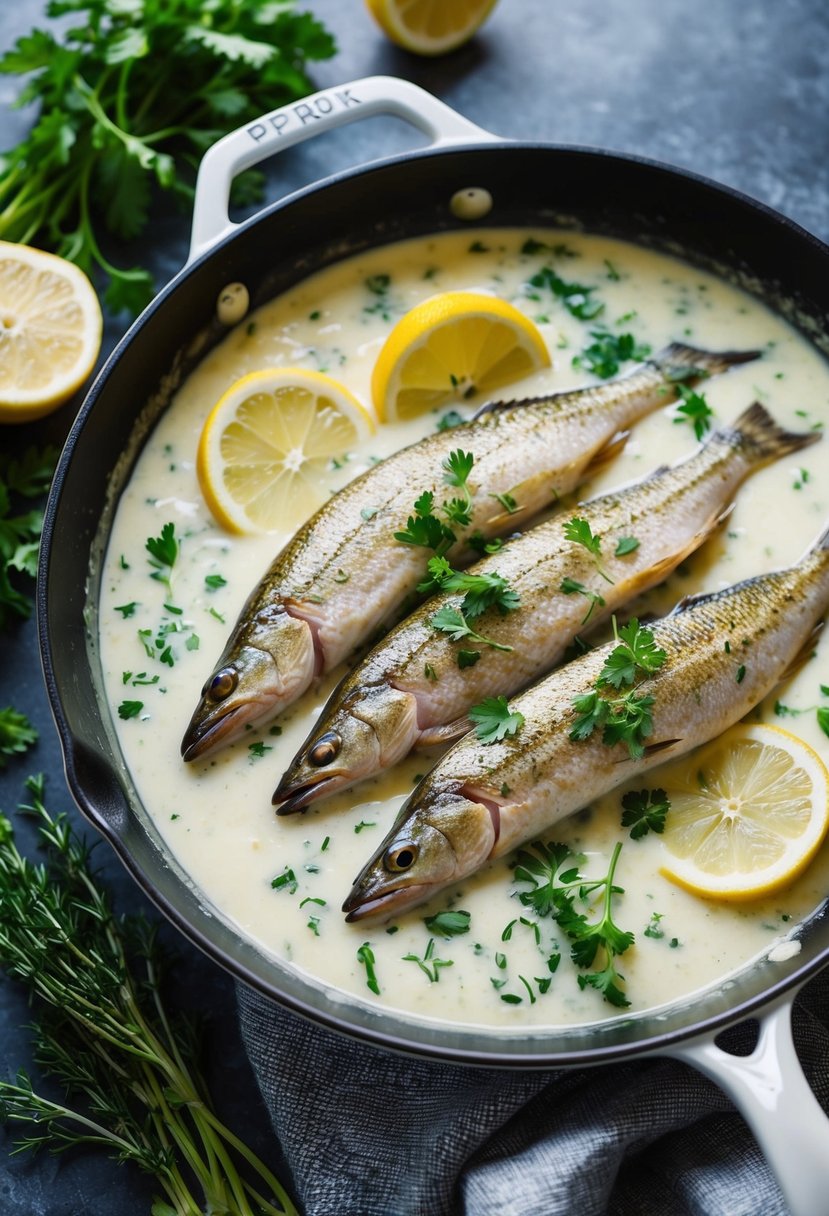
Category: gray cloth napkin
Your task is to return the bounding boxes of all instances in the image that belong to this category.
[237,970,829,1216]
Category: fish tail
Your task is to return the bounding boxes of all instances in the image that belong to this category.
[720,400,821,462]
[651,341,762,380]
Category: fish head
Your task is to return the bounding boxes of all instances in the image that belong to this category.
[181,610,316,761]
[342,783,497,922]
[273,682,419,813]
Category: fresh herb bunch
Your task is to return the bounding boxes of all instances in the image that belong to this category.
[0,444,58,627]
[0,0,336,314]
[512,839,633,1007]
[0,776,298,1216]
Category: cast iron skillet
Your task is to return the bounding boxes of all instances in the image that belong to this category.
[38,78,829,1212]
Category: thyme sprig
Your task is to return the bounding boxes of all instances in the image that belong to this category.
[0,776,296,1216]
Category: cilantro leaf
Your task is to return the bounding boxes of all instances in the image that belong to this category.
[468,696,525,744]
[614,536,640,556]
[621,787,670,839]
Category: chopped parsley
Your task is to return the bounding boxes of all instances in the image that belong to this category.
[574,331,651,379]
[402,938,454,983]
[356,942,380,995]
[511,840,633,1007]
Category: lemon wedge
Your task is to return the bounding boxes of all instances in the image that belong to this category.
[197,368,374,534]
[657,724,829,900]
[0,241,103,423]
[365,0,499,55]
[371,291,550,423]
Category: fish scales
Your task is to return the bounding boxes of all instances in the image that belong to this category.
[182,342,758,761]
[343,524,829,921]
[274,401,814,811]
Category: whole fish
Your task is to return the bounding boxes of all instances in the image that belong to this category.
[343,523,829,921]
[274,403,816,812]
[182,342,758,761]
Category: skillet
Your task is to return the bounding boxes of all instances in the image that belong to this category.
[38,77,829,1213]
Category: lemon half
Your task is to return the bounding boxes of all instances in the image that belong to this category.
[371,291,550,423]
[365,0,499,55]
[0,241,102,423]
[658,724,829,900]
[197,368,374,534]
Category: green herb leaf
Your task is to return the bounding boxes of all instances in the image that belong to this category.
[424,910,471,938]
[614,536,640,556]
[469,696,525,744]
[621,787,670,839]
[117,700,144,721]
[674,384,715,440]
[357,942,380,995]
[0,708,38,766]
[598,618,667,689]
[575,331,651,379]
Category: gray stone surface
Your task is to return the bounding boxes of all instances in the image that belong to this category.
[0,0,827,1212]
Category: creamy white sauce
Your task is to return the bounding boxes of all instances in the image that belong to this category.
[98,229,829,1030]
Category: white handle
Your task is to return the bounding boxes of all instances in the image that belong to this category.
[188,75,496,262]
[665,986,829,1216]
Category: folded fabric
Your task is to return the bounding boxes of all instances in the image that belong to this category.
[238,968,829,1215]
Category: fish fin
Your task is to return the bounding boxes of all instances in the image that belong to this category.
[650,341,762,382]
[550,432,631,502]
[715,401,820,462]
[582,430,630,476]
[616,507,732,603]
[486,465,566,526]
[615,738,681,764]
[778,621,824,681]
[416,718,472,748]
[473,393,553,420]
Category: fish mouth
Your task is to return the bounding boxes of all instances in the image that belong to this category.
[342,882,431,922]
[272,773,343,814]
[181,703,255,762]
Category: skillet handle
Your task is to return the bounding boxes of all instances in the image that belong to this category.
[188,74,496,262]
[664,985,829,1216]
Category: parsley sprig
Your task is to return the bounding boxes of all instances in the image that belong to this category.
[512,840,634,1007]
[0,0,336,314]
[563,516,613,583]
[570,617,667,758]
[394,448,475,555]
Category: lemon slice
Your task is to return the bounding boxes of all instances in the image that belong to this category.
[371,291,550,422]
[365,0,499,55]
[657,724,829,900]
[0,241,103,423]
[197,368,374,534]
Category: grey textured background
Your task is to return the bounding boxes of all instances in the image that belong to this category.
[1,0,828,1212]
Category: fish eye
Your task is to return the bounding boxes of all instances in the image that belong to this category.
[308,732,342,767]
[384,843,418,872]
[206,668,238,702]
